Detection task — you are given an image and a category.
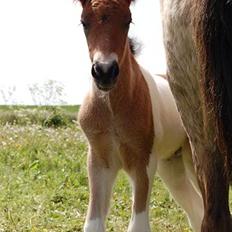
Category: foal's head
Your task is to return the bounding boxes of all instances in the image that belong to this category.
[79,0,133,91]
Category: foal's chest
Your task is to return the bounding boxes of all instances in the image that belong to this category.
[111,118,154,169]
[112,113,153,147]
[109,103,154,167]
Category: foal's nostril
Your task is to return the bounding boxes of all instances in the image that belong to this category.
[91,63,103,80]
[110,61,119,79]
[91,61,119,81]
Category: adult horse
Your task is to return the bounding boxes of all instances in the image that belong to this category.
[160,1,232,231]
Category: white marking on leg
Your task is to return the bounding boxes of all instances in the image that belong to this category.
[127,153,156,232]
[146,152,157,188]
[128,211,150,232]
[84,218,104,232]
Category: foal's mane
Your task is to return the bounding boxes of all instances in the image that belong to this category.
[128,37,141,56]
[76,0,136,6]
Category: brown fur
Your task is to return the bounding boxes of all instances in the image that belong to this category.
[78,0,154,217]
[80,0,132,64]
[78,1,203,231]
[161,0,232,231]
[79,48,154,214]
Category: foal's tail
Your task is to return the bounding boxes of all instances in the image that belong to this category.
[195,0,232,175]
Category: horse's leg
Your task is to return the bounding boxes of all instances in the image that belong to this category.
[157,152,203,232]
[192,145,232,232]
[84,136,120,232]
[127,154,157,232]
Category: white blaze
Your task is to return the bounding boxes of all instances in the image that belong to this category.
[93,51,118,73]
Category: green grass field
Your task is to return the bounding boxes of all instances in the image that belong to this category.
[0,106,209,231]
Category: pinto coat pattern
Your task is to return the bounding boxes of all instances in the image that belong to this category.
[77,0,203,231]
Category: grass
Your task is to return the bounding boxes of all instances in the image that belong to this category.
[0,106,197,231]
[0,105,79,113]
[0,105,79,127]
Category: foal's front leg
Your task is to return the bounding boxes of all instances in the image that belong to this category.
[127,154,157,232]
[84,139,120,232]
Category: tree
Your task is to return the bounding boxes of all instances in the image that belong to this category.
[0,86,17,105]
[28,80,67,105]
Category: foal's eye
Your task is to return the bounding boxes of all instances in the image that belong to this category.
[125,19,132,29]
[80,20,89,30]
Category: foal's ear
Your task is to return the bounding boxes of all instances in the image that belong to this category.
[75,0,87,7]
[125,0,134,5]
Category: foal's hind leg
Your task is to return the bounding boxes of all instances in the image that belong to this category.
[127,154,157,232]
[84,136,120,232]
[157,149,203,232]
[182,140,201,195]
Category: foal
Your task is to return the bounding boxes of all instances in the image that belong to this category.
[78,0,203,231]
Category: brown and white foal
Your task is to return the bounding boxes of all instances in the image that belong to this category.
[77,0,203,231]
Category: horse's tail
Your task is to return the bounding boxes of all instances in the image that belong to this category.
[195,0,232,174]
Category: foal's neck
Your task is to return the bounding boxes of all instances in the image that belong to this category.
[92,42,145,115]
[109,45,143,108]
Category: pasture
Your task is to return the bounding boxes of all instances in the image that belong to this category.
[0,106,213,231]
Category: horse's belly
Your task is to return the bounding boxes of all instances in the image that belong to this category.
[154,117,186,159]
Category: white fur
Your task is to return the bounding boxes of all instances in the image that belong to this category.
[127,153,156,232]
[84,153,120,232]
[146,151,157,206]
[146,152,157,185]
[157,155,203,232]
[93,51,118,73]
[128,211,150,232]
[141,67,203,231]
[82,64,201,232]
[140,67,186,159]
[84,218,104,232]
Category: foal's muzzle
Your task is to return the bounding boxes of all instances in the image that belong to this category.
[91,61,119,91]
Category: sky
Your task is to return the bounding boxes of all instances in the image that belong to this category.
[0,0,166,105]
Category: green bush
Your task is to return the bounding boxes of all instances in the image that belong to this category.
[43,112,68,128]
